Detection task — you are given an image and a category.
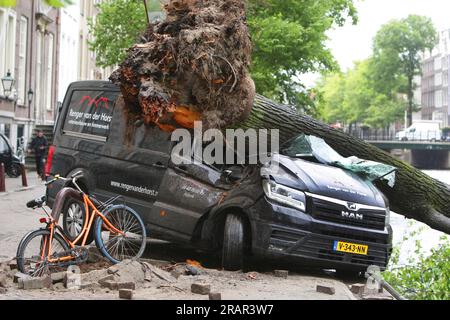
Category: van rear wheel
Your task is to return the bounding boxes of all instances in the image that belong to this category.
[62,198,94,244]
[221,214,245,271]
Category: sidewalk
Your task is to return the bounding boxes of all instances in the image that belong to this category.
[0,171,44,196]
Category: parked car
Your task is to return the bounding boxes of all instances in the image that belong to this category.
[395,121,442,141]
[46,81,393,273]
[0,133,22,178]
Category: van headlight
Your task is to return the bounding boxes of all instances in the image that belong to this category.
[262,180,306,212]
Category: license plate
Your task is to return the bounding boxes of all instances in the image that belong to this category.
[333,241,368,255]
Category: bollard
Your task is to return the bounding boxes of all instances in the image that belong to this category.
[20,164,28,187]
[0,163,5,193]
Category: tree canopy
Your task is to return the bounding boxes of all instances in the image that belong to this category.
[316,60,404,128]
[87,0,358,109]
[371,15,437,126]
[87,0,148,68]
[316,14,437,129]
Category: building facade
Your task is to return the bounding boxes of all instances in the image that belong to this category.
[0,0,60,151]
[58,0,115,102]
[421,29,450,128]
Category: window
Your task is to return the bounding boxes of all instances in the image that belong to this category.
[435,56,442,70]
[443,90,448,107]
[46,33,54,111]
[63,90,119,140]
[35,30,43,116]
[0,9,16,96]
[435,90,443,108]
[435,72,442,86]
[17,16,28,105]
[444,71,449,86]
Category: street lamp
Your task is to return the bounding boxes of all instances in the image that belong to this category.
[27,88,34,107]
[1,70,15,99]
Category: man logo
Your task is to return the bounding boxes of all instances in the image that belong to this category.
[341,211,363,220]
[347,203,358,210]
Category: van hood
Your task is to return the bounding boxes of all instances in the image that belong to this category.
[261,155,386,208]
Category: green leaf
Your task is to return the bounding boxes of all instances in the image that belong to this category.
[0,0,16,7]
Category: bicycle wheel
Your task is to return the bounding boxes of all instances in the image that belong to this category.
[94,205,146,264]
[16,229,70,276]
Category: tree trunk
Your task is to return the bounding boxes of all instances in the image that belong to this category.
[239,95,450,234]
[407,76,414,127]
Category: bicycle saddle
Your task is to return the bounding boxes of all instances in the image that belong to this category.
[26,196,47,209]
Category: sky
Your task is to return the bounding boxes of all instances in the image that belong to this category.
[302,0,450,86]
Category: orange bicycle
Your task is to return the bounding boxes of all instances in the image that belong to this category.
[16,171,147,277]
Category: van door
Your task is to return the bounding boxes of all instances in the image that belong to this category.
[149,162,225,239]
[98,98,172,225]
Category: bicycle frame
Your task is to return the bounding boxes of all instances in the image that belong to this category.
[44,192,125,264]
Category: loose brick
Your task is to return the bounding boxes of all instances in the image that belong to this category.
[209,292,222,300]
[14,272,30,283]
[98,275,115,287]
[274,270,289,279]
[103,280,119,290]
[20,276,52,290]
[350,283,365,296]
[50,272,66,284]
[191,283,211,295]
[119,289,133,300]
[117,282,136,290]
[316,284,336,295]
[7,259,17,270]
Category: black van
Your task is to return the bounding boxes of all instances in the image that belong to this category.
[46,81,392,272]
[0,133,22,178]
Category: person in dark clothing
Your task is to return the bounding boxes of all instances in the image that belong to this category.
[28,130,48,180]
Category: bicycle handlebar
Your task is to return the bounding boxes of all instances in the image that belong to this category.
[45,171,84,186]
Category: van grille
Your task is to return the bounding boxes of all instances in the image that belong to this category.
[311,197,386,231]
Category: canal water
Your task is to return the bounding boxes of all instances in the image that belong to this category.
[390,170,450,267]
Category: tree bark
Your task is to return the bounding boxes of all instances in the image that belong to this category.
[239,95,450,234]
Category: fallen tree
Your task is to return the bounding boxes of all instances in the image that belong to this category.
[111,0,450,234]
[244,96,450,234]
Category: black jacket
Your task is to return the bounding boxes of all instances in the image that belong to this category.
[30,136,48,156]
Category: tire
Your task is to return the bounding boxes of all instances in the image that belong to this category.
[62,198,94,244]
[94,205,146,264]
[6,163,21,178]
[221,213,245,271]
[16,229,70,276]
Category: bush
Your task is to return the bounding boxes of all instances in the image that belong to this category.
[383,238,450,300]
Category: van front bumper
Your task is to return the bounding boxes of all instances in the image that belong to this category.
[250,197,393,271]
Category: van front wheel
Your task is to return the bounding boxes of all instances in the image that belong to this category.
[221,214,245,271]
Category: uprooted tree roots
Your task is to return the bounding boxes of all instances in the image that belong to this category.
[111,0,255,131]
